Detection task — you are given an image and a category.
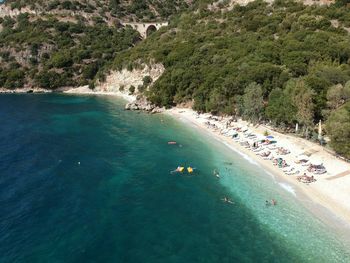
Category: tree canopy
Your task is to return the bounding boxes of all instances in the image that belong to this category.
[110,0,350,157]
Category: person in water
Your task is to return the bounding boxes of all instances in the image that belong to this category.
[222,197,234,204]
[213,169,220,178]
[266,199,277,206]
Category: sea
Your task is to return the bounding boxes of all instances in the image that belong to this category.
[0,94,349,263]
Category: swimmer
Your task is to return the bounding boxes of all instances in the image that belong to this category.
[221,197,234,204]
[213,169,220,178]
[271,199,277,206]
[78,161,80,165]
[265,200,270,206]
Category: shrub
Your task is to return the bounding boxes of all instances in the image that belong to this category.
[326,102,350,158]
[143,75,152,86]
[129,85,135,94]
[88,81,95,90]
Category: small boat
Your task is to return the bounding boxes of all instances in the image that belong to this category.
[187,167,193,173]
[168,141,177,145]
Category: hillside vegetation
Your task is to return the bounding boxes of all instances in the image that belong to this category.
[0,0,215,89]
[0,0,213,90]
[111,0,350,157]
[0,13,140,89]
[0,0,349,157]
[2,0,212,22]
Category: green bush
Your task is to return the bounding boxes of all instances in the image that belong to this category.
[143,75,152,86]
[129,85,135,94]
[4,69,25,89]
[326,102,350,158]
[49,52,73,68]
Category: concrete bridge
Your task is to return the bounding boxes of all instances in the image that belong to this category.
[120,21,168,38]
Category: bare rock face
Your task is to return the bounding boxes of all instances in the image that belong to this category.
[96,64,165,94]
[125,96,164,113]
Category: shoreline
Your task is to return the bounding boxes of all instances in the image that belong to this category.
[165,108,350,230]
[62,86,136,102]
[0,87,137,102]
[2,90,350,231]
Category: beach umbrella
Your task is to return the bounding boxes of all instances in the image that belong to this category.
[311,158,323,166]
[256,134,266,141]
[318,120,322,141]
[226,130,237,136]
[295,123,299,133]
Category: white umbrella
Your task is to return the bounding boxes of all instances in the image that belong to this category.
[246,138,256,145]
[256,134,266,141]
[311,158,323,166]
[227,130,237,136]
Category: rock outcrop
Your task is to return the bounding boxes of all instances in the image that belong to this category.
[125,96,164,113]
[96,63,164,94]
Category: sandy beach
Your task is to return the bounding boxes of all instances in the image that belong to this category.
[62,88,350,226]
[166,107,350,227]
[5,87,350,227]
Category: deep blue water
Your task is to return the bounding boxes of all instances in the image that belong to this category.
[0,94,349,263]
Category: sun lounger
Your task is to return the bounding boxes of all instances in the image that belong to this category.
[286,170,300,175]
[252,147,263,152]
[263,156,274,160]
[267,145,277,150]
[297,174,316,183]
[283,167,296,174]
[314,169,327,175]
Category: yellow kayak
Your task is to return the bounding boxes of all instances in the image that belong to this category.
[187,167,193,173]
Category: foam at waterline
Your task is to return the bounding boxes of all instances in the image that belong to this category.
[278,182,297,197]
[266,171,276,180]
[222,141,259,166]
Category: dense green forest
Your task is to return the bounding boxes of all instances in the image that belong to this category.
[0,13,140,89]
[111,0,350,158]
[0,0,349,157]
[0,0,212,89]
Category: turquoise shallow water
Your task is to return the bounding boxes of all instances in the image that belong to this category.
[0,94,349,263]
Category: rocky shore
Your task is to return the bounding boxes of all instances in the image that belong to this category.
[125,96,164,114]
[0,88,51,93]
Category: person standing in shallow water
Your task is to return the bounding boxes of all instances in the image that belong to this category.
[266,199,277,206]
